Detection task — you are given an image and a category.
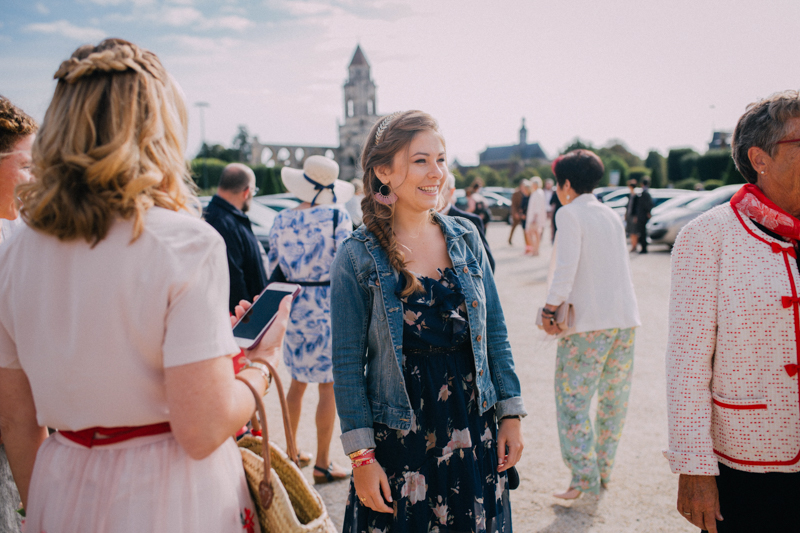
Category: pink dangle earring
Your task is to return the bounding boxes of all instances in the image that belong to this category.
[374,183,398,205]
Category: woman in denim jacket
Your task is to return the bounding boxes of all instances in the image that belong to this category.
[331,110,526,532]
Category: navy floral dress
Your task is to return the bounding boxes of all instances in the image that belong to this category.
[342,268,512,533]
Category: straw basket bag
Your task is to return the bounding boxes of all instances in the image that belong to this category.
[236,361,337,533]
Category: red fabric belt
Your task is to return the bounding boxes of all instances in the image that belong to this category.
[60,422,171,448]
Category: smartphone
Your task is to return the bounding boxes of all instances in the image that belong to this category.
[232,282,301,349]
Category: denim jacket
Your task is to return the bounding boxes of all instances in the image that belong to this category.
[330,212,527,455]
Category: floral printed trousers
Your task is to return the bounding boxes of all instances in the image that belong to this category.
[555,327,635,494]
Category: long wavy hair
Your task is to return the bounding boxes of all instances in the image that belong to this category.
[18,38,197,246]
[360,110,445,297]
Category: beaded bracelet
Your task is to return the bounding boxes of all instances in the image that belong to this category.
[352,456,376,469]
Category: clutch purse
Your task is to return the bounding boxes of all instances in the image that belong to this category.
[535,303,575,331]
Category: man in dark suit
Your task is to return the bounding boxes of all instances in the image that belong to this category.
[440,172,495,272]
[635,177,653,254]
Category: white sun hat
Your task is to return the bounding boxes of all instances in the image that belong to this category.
[281,155,354,206]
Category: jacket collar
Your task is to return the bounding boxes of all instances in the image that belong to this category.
[209,195,250,221]
[350,210,469,244]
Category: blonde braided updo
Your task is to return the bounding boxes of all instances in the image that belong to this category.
[360,110,445,297]
[18,38,196,246]
[0,96,37,156]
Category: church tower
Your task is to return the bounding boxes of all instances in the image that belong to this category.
[338,45,379,181]
[519,117,527,146]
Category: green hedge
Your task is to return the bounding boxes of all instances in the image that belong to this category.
[703,179,725,190]
[674,178,700,190]
[190,159,286,195]
[696,150,732,182]
[628,166,652,185]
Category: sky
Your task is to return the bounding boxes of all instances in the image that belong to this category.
[2,0,799,166]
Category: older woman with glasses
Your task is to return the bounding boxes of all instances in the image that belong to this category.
[666,90,800,533]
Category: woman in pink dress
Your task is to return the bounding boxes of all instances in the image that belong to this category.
[0,39,287,532]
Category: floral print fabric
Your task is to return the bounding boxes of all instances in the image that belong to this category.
[342,269,511,533]
[268,205,352,383]
[555,327,635,494]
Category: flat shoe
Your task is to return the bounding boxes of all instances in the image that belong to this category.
[553,487,582,500]
[295,451,312,468]
[313,463,350,484]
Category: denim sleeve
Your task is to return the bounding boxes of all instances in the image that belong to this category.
[330,243,376,454]
[466,224,527,419]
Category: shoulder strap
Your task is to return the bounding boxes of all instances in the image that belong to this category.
[333,208,339,250]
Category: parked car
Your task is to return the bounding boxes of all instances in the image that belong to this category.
[650,191,705,217]
[199,196,278,255]
[646,184,743,247]
[483,186,514,201]
[609,188,695,220]
[254,195,300,212]
[453,189,513,223]
[593,186,626,202]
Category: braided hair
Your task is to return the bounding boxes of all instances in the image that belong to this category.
[18,38,196,246]
[360,110,444,297]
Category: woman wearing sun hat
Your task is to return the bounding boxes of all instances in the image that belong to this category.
[270,154,354,483]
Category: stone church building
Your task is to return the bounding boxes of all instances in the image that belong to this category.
[250,45,380,181]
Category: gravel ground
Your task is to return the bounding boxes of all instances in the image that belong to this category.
[261,221,695,533]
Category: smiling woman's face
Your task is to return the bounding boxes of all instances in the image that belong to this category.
[378,130,447,216]
[0,134,34,220]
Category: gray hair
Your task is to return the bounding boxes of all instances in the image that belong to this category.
[530,176,542,188]
[732,90,800,184]
[219,163,255,192]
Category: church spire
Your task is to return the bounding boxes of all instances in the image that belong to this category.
[519,117,527,146]
[349,45,369,67]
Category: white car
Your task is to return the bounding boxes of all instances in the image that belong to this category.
[646,185,743,246]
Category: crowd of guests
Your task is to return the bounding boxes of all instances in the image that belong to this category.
[1,36,799,533]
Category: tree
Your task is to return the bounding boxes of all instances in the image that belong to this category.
[561,138,594,154]
[232,125,251,163]
[696,150,732,183]
[598,141,643,169]
[601,155,628,187]
[645,151,666,188]
[724,159,747,185]
[667,148,698,182]
[679,152,700,181]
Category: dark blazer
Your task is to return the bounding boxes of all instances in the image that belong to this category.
[447,205,495,272]
[203,195,267,313]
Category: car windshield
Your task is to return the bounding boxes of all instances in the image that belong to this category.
[686,187,741,211]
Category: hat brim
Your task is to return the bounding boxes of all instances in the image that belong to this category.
[281,167,355,205]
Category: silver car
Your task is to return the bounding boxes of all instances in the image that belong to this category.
[646,185,743,247]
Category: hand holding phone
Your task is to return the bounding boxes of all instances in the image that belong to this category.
[232,283,301,350]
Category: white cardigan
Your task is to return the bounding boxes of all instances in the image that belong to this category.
[546,194,640,334]
[665,203,800,475]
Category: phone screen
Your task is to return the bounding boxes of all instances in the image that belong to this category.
[232,285,298,343]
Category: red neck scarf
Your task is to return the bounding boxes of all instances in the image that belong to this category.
[731,184,800,244]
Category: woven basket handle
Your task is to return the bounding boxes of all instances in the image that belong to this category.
[255,358,298,465]
[236,374,274,509]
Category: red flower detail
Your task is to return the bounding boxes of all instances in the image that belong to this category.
[240,508,256,533]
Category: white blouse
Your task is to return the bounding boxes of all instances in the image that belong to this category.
[0,207,240,430]
[546,193,641,334]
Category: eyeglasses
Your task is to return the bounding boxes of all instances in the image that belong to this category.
[776,138,800,145]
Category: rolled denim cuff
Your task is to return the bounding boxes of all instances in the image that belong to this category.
[494,396,527,420]
[340,427,376,456]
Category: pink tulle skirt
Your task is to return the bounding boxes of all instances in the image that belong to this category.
[24,432,260,533]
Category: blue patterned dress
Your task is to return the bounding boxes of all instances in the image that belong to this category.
[342,268,512,533]
[268,205,352,383]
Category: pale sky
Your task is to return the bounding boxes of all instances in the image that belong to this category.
[2,0,798,166]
